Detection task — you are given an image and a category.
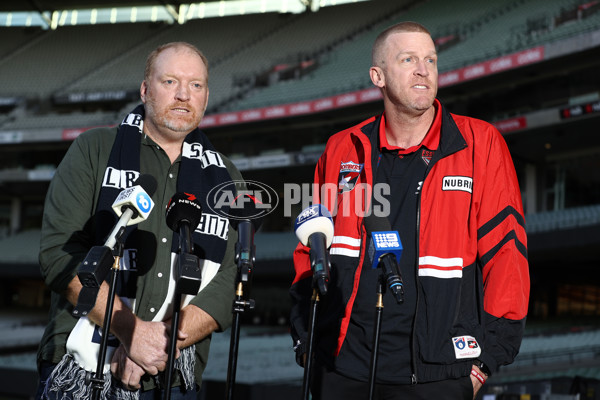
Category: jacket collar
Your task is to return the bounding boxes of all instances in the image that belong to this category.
[360,99,467,170]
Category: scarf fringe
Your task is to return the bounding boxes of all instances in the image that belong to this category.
[173,346,196,390]
[111,385,139,400]
[42,347,196,399]
[42,353,111,400]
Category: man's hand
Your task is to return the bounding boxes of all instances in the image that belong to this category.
[64,277,169,375]
[110,345,144,391]
[470,364,488,400]
[121,320,171,375]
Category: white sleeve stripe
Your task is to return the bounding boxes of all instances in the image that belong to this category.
[332,235,361,247]
[419,256,463,268]
[330,247,360,258]
[418,269,463,279]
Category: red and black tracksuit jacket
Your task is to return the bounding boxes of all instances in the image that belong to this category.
[290,101,529,383]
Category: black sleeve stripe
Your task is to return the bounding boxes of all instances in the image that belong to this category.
[478,205,525,240]
[480,230,528,267]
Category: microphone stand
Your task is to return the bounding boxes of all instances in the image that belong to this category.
[368,277,384,400]
[225,246,255,400]
[83,239,124,400]
[301,288,320,400]
[164,291,182,400]
[301,233,330,400]
[164,224,202,400]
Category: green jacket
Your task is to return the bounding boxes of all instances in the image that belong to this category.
[37,126,241,390]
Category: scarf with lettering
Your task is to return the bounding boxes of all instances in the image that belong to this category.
[43,104,232,399]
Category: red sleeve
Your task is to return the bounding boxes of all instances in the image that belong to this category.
[476,125,529,320]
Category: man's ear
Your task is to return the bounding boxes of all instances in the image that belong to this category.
[140,80,148,103]
[370,66,385,88]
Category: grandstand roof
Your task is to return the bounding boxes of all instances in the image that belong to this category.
[0,1,215,12]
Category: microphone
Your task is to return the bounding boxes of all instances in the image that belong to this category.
[294,204,334,296]
[73,174,157,316]
[165,192,204,295]
[364,214,404,304]
[104,174,157,249]
[229,193,263,283]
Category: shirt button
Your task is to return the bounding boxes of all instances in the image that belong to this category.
[169,173,174,179]
[150,307,156,313]
[157,272,163,278]
[162,237,167,243]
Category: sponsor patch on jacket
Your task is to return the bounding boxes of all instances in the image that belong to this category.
[452,335,481,359]
[442,176,473,193]
[338,161,363,193]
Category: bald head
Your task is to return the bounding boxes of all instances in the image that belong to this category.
[372,22,432,67]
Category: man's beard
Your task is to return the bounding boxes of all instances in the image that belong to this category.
[145,97,201,135]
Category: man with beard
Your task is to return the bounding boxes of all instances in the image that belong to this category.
[290,22,529,400]
[36,42,241,399]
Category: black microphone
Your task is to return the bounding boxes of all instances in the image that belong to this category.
[73,174,157,317]
[229,194,263,283]
[364,214,404,304]
[165,192,203,295]
[294,204,334,296]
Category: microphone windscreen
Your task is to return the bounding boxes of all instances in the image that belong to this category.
[363,212,392,234]
[134,174,158,197]
[229,193,263,230]
[165,192,203,232]
[294,204,334,248]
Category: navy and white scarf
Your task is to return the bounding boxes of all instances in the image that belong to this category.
[43,104,232,399]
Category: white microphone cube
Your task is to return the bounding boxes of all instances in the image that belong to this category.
[111,185,154,225]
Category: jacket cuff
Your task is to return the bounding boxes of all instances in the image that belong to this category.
[477,352,498,375]
[294,339,306,367]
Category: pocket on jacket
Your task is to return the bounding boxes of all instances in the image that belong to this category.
[415,277,481,364]
[416,260,485,364]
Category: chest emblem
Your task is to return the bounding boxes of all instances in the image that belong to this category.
[421,149,434,165]
[338,161,364,193]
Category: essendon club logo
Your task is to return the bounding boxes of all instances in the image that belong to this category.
[421,149,433,165]
[338,161,363,193]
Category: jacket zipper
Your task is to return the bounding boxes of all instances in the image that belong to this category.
[411,153,436,385]
[411,189,422,385]
[410,134,468,384]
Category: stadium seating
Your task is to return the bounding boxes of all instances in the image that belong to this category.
[525,205,600,233]
[1,0,599,128]
[0,23,161,98]
[224,0,585,112]
[59,13,290,98]
[1,109,116,129]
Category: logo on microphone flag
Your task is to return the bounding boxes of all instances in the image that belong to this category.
[136,192,152,213]
[373,232,401,249]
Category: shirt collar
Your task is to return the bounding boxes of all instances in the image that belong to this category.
[379,98,441,154]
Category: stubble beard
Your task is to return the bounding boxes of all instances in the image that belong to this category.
[145,96,202,139]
